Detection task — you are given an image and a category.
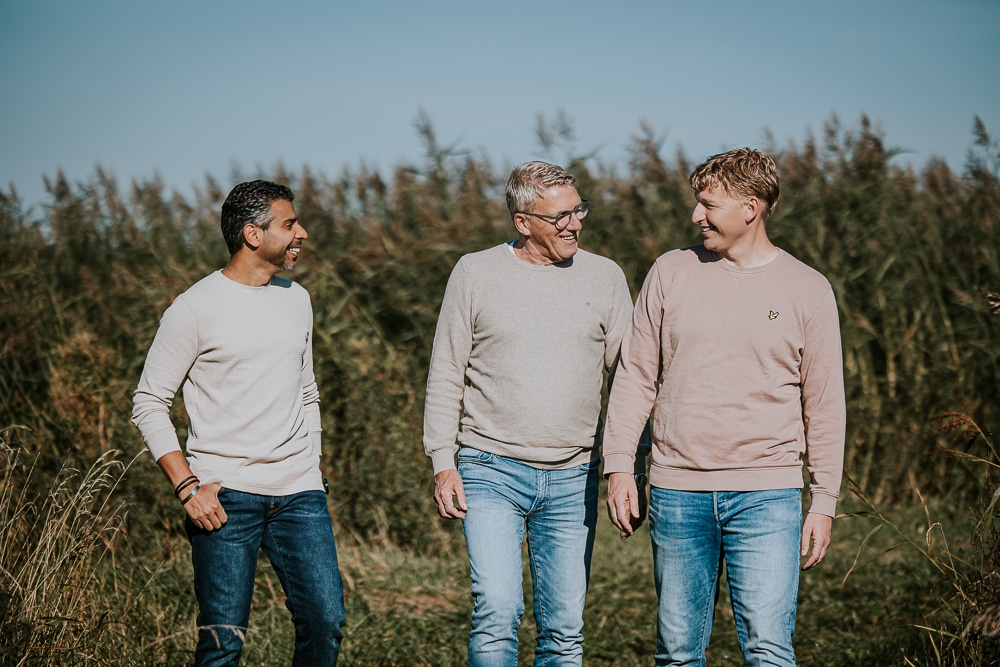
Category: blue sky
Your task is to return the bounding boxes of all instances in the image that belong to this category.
[2,0,998,210]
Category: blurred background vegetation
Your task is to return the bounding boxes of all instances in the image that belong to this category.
[0,114,997,665]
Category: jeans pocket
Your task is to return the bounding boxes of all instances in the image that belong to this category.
[575,457,600,472]
[458,446,495,464]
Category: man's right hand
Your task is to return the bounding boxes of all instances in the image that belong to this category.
[434,469,468,519]
[607,472,644,540]
[183,482,228,531]
[157,451,228,531]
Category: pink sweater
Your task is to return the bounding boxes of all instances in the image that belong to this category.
[602,245,845,517]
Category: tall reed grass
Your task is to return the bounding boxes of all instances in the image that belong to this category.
[0,114,997,663]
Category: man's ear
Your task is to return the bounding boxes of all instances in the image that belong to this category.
[242,223,262,250]
[513,213,532,237]
[744,197,761,224]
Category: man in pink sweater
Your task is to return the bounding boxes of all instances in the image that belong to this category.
[602,148,845,666]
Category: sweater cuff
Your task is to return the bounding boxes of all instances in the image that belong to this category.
[144,428,182,462]
[304,402,322,433]
[807,492,838,518]
[602,453,636,477]
[430,447,458,475]
[312,430,323,459]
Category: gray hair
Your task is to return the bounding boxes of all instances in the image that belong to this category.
[505,161,576,219]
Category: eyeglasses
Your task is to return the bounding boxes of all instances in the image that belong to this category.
[517,200,590,230]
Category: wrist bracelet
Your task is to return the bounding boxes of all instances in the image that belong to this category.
[179,485,201,506]
[174,475,199,497]
[175,479,199,498]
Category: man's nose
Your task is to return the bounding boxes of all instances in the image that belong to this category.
[566,211,585,231]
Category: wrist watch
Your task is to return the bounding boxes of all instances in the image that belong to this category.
[633,472,648,491]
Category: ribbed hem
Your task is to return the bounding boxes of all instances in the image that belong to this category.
[145,429,182,462]
[189,462,324,496]
[458,433,594,470]
[807,492,839,517]
[430,448,459,475]
[602,452,637,477]
[649,464,805,493]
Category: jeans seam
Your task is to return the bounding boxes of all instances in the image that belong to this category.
[528,534,549,662]
[527,468,547,516]
[264,521,296,613]
[701,571,717,657]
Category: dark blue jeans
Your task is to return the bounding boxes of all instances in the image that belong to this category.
[186,488,346,666]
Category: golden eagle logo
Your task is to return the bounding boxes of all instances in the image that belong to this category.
[768,310,779,320]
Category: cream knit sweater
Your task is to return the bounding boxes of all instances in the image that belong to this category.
[132,270,324,496]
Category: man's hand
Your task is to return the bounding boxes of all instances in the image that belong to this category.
[800,512,833,570]
[434,469,468,519]
[156,451,227,531]
[607,472,646,540]
[183,482,228,531]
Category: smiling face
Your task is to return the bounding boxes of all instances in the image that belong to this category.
[258,199,307,271]
[514,184,584,265]
[690,184,756,260]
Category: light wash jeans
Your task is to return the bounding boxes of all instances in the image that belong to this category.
[648,488,802,667]
[458,446,599,667]
[186,488,346,666]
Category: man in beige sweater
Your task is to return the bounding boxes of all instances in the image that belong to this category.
[603,149,845,666]
[424,161,634,666]
[132,180,345,665]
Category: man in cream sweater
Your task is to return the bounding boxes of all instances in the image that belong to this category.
[132,180,345,666]
[603,149,846,666]
[423,161,634,666]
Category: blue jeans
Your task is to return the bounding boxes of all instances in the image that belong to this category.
[186,488,346,666]
[648,488,802,667]
[458,446,599,667]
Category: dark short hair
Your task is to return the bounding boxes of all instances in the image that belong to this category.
[220,180,295,254]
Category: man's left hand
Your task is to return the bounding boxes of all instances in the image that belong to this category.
[606,472,646,540]
[800,512,833,570]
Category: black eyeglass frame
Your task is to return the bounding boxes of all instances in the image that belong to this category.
[516,200,590,230]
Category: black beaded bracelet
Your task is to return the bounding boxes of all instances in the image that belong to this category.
[174,476,199,497]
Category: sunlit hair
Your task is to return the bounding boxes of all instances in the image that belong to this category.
[689,148,780,219]
[505,161,577,219]
[220,180,295,255]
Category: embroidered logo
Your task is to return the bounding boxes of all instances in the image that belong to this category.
[768,310,779,320]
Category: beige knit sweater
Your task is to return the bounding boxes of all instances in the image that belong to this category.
[423,243,633,473]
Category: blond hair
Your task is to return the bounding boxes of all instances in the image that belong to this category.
[690,148,780,218]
